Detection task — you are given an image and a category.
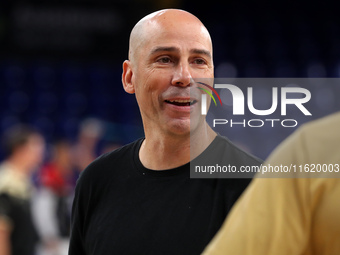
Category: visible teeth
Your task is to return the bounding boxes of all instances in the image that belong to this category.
[168,100,194,103]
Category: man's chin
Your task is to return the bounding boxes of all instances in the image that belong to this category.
[165,117,204,137]
[165,119,191,136]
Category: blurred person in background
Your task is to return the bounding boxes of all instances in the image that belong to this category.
[33,138,77,255]
[72,118,104,173]
[0,124,45,255]
[202,111,340,255]
[69,9,261,255]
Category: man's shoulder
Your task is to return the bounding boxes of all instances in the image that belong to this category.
[212,135,263,165]
[96,138,142,164]
[78,138,143,183]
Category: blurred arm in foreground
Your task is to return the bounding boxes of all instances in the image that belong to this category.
[203,111,340,255]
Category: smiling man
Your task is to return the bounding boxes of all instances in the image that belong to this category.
[68,9,262,255]
[122,9,215,168]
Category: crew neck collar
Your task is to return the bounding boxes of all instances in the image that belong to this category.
[133,136,221,178]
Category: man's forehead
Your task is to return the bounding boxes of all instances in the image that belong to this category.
[138,9,201,27]
[129,9,212,61]
[143,11,206,35]
[143,18,212,49]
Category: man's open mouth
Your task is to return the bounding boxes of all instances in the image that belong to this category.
[164,99,197,106]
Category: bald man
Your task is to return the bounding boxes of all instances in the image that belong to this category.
[68,9,261,255]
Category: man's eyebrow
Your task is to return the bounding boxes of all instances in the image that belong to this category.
[190,48,212,59]
[149,47,212,59]
[150,46,179,55]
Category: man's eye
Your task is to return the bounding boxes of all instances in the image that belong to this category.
[157,57,172,63]
[194,58,206,65]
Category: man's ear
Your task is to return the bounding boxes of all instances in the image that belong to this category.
[122,60,135,94]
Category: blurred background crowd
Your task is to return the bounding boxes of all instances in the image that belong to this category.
[1,0,340,254]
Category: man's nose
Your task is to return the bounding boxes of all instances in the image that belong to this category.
[171,62,192,87]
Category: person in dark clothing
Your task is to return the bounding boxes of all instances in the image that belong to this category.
[0,125,45,255]
[69,9,262,255]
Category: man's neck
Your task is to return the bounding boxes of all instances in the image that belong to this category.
[139,124,216,170]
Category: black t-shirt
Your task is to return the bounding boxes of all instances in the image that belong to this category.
[69,135,262,255]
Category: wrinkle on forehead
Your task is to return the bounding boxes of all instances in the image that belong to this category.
[128,9,212,63]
